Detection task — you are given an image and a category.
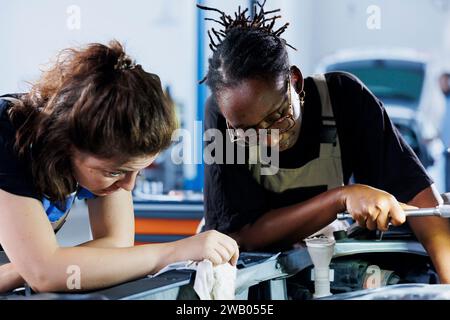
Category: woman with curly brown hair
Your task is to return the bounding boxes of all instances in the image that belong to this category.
[0,41,238,293]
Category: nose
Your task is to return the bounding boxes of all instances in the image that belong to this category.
[116,172,138,192]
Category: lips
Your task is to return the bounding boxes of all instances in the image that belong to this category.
[278,130,296,150]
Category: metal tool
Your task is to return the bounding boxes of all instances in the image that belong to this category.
[337,204,450,221]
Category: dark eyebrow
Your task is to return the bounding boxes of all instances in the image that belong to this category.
[115,167,139,173]
[103,166,134,173]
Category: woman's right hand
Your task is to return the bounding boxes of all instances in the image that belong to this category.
[174,230,240,266]
[341,184,416,231]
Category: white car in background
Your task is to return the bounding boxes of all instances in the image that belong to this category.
[315,48,446,192]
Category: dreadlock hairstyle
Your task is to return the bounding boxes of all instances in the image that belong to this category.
[197,0,296,95]
[9,40,178,202]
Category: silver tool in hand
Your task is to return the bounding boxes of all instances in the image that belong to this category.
[337,204,450,220]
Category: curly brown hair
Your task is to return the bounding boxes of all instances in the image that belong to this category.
[9,40,178,202]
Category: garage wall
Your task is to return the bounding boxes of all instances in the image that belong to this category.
[0,0,197,104]
[269,0,450,74]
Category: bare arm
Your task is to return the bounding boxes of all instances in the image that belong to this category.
[232,187,346,250]
[0,189,239,293]
[407,185,450,283]
[0,263,25,292]
[232,184,407,251]
[79,189,135,248]
[0,190,136,291]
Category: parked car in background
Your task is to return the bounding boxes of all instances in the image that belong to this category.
[316,48,446,192]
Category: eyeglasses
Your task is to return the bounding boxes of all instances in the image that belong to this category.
[226,76,296,146]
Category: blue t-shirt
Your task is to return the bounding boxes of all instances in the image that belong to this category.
[43,187,95,225]
[0,96,94,229]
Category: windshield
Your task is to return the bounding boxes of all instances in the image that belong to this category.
[326,59,425,109]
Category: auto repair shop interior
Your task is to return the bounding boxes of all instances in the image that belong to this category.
[2,0,450,304]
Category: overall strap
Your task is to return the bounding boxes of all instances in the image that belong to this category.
[310,74,335,125]
[311,74,338,147]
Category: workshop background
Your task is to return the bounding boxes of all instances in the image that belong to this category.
[1,0,450,246]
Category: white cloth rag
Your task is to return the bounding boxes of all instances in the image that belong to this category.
[148,260,237,300]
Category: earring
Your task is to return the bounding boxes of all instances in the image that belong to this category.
[299,90,306,109]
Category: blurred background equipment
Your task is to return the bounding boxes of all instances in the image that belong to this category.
[316,48,447,192]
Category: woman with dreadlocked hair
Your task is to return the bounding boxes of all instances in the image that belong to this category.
[0,41,238,293]
[199,2,450,283]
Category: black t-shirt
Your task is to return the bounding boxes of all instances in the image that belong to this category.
[0,96,40,201]
[0,96,95,237]
[204,72,433,234]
